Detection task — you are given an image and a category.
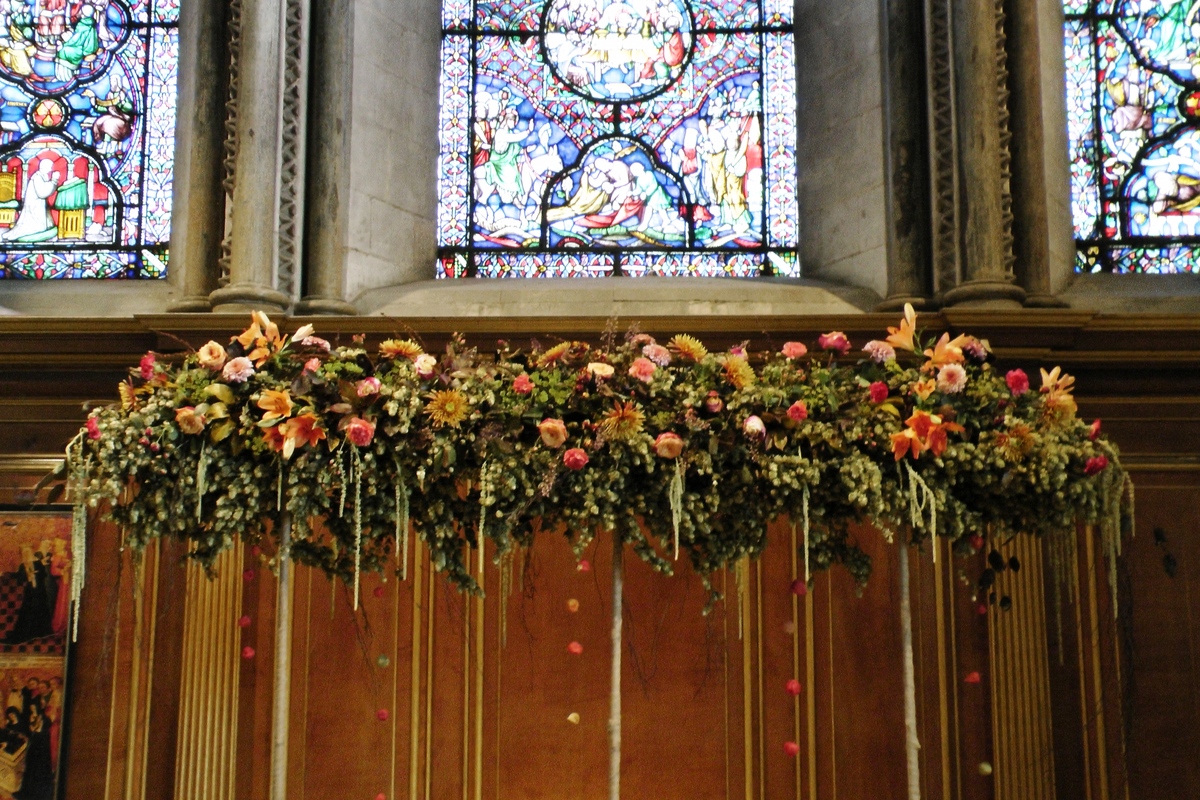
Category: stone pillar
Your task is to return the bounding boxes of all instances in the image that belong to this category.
[295,0,358,315]
[1006,0,1073,306]
[941,0,1025,307]
[209,0,294,313]
[878,0,932,310]
[167,0,229,312]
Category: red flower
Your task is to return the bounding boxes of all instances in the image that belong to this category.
[787,400,808,422]
[86,417,101,440]
[1089,419,1102,440]
[139,352,156,380]
[817,331,851,355]
[1084,455,1109,476]
[345,417,376,447]
[513,373,534,395]
[869,381,889,404]
[1005,369,1029,396]
[563,448,589,470]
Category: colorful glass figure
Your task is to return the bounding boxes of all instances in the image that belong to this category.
[0,0,177,280]
[436,0,799,277]
[1064,0,1200,273]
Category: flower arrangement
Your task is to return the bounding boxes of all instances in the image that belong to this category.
[56,306,1129,605]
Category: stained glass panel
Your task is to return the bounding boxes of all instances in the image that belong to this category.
[0,1,177,280]
[436,0,799,277]
[1064,0,1200,272]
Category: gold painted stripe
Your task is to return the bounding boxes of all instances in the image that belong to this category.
[475,545,485,800]
[742,559,754,800]
[1073,532,1095,800]
[789,523,801,799]
[462,549,471,800]
[827,579,836,800]
[410,538,424,800]
[425,552,435,800]
[1084,529,1110,800]
[805,589,815,800]
[934,539,951,799]
[755,560,765,798]
[723,569,730,800]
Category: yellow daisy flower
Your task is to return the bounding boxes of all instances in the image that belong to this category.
[425,389,470,428]
[723,355,755,390]
[668,334,708,362]
[598,401,645,442]
[380,339,424,360]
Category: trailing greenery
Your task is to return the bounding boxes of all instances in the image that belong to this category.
[59,308,1129,601]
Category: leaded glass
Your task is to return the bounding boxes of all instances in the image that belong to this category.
[0,1,178,280]
[1064,0,1200,272]
[436,0,799,277]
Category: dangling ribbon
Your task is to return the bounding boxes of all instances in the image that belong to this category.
[669,458,684,560]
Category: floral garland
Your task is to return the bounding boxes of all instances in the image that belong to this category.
[59,307,1130,607]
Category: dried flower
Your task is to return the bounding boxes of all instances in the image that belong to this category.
[1005,369,1029,396]
[424,390,469,428]
[642,343,671,366]
[869,382,890,404]
[936,363,968,394]
[668,334,708,362]
[628,357,656,383]
[563,448,589,471]
[654,432,684,459]
[817,331,851,355]
[139,353,156,380]
[414,354,438,379]
[538,418,569,448]
[86,417,101,440]
[356,377,381,397]
[781,341,808,359]
[787,401,808,422]
[704,391,723,413]
[862,340,896,363]
[198,341,228,371]
[743,415,766,438]
[175,406,206,435]
[345,417,376,447]
[222,357,255,384]
[380,339,424,360]
[1084,455,1109,476]
[587,362,615,380]
[513,374,534,394]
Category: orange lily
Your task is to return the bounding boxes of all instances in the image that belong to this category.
[885,303,918,352]
[912,378,937,401]
[922,332,970,370]
[1039,366,1077,414]
[256,389,294,422]
[275,413,326,460]
[891,410,964,460]
[234,312,287,366]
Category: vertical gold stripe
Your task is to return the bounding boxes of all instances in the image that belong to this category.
[789,524,801,798]
[1083,529,1110,800]
[299,566,314,800]
[474,545,485,800]
[1073,532,1095,800]
[462,549,472,800]
[742,560,754,800]
[137,544,162,799]
[826,582,836,800]
[805,590,815,800]
[755,560,765,798]
[933,539,952,799]
[424,550,435,800]
[410,538,424,800]
[723,569,730,800]
[121,556,145,799]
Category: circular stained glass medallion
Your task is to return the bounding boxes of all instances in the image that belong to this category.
[541,0,693,102]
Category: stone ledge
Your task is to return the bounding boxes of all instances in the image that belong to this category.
[1061,273,1200,313]
[359,277,881,317]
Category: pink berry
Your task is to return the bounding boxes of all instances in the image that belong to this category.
[241,646,255,659]
[376,708,389,721]
[567,641,584,655]
[785,679,802,696]
[964,671,982,684]
[238,615,251,628]
[783,741,800,757]
[790,579,807,596]
[373,586,385,598]
[243,568,255,582]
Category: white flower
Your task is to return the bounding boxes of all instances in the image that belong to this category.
[222,356,255,383]
[290,323,315,342]
[936,363,968,394]
[861,340,896,363]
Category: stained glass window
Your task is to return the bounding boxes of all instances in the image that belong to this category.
[1064,0,1200,273]
[435,0,799,277]
[0,0,177,280]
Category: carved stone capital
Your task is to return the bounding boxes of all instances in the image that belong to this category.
[941,280,1026,308]
[209,283,292,313]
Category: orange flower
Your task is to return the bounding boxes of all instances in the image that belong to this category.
[723,355,756,389]
[922,332,970,370]
[912,378,937,401]
[424,390,470,428]
[256,389,294,422]
[380,339,424,360]
[598,401,645,441]
[278,413,326,459]
[262,425,287,454]
[885,303,918,352]
[891,410,964,461]
[234,312,287,366]
[1039,366,1077,415]
[668,334,708,362]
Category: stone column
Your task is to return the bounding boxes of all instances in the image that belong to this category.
[295,0,358,315]
[167,0,229,312]
[209,0,293,313]
[1006,0,1073,306]
[941,0,1025,307]
[878,0,932,310]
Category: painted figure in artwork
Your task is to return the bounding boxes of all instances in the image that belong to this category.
[2,159,57,243]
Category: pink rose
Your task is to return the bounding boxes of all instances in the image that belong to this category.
[1005,369,1029,396]
[862,340,896,363]
[175,406,206,435]
[304,357,322,373]
[139,352,156,380]
[513,374,534,395]
[869,382,890,404]
[817,331,851,355]
[538,418,569,448]
[86,417,101,440]
[356,377,381,397]
[1084,455,1109,476]
[654,432,684,459]
[781,341,808,359]
[301,336,331,352]
[628,357,656,383]
[1089,419,1102,441]
[786,401,808,422]
[222,356,255,383]
[197,341,228,371]
[704,391,723,413]
[743,415,766,438]
[414,353,438,379]
[563,448,589,470]
[345,417,376,447]
[642,343,671,366]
